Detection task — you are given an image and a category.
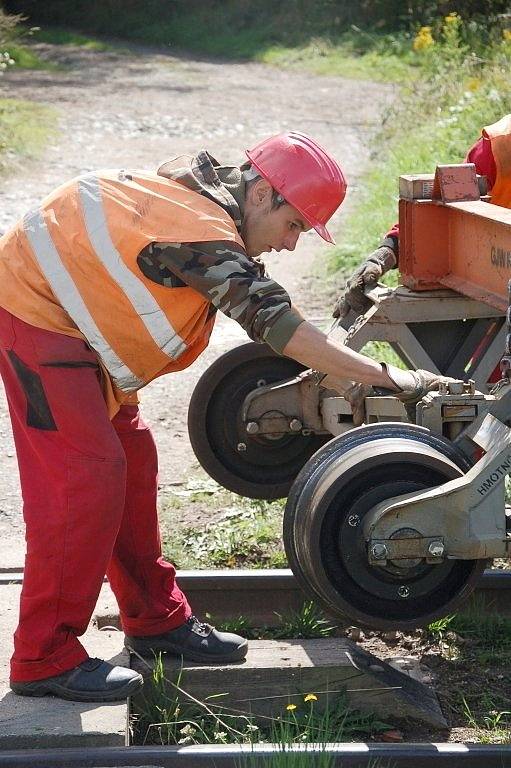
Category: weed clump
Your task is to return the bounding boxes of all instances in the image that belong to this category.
[134,651,388,748]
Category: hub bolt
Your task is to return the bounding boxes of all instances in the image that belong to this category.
[397,585,410,599]
[289,419,303,432]
[428,540,444,557]
[246,422,260,434]
[371,543,388,560]
[348,515,360,527]
[237,442,247,452]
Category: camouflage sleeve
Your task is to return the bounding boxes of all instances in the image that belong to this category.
[137,241,305,353]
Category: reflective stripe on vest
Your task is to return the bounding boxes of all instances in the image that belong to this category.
[78,174,187,361]
[23,207,144,390]
[13,168,241,394]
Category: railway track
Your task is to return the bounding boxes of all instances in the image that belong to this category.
[1,567,509,627]
[0,742,510,767]
[1,568,509,765]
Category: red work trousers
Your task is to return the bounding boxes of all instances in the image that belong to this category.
[0,308,191,682]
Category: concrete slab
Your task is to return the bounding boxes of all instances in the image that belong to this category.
[0,583,130,749]
[131,637,447,729]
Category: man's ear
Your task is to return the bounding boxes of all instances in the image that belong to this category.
[248,178,273,207]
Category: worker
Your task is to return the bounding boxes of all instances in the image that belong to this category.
[333,114,511,319]
[0,131,450,703]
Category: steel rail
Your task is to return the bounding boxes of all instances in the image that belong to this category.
[169,568,511,624]
[0,743,510,767]
[0,568,510,626]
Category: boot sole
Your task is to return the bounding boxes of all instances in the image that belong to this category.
[11,673,143,702]
[126,639,248,664]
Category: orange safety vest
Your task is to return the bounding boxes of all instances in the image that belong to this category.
[483,114,511,208]
[0,169,244,412]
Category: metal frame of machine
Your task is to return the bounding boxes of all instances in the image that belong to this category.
[189,164,511,626]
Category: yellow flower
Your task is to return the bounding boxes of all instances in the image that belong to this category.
[286,703,297,711]
[413,26,434,52]
[466,77,481,91]
[503,29,511,42]
[444,12,459,24]
[304,693,318,702]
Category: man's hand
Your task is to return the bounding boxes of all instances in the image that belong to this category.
[343,382,375,427]
[384,365,455,404]
[332,245,397,319]
[344,365,455,426]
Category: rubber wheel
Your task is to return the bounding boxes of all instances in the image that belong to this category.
[188,342,329,499]
[284,423,486,630]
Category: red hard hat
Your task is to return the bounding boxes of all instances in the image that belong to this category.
[245,131,346,244]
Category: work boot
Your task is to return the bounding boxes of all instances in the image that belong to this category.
[10,658,143,702]
[125,615,248,663]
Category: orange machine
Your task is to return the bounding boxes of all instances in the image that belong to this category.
[399,164,511,313]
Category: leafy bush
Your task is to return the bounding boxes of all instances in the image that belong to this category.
[3,0,511,52]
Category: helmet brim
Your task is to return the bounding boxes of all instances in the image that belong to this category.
[312,221,335,245]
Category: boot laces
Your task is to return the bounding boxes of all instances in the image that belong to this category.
[186,615,211,635]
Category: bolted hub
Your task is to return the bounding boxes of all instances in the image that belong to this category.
[388,527,424,569]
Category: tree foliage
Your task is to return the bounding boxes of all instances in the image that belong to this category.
[2,0,510,39]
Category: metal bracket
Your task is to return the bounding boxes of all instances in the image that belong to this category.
[368,536,446,566]
[241,370,327,436]
[367,413,511,559]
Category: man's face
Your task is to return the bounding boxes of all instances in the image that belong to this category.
[242,179,311,259]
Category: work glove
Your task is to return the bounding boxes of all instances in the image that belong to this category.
[343,383,374,427]
[332,245,397,319]
[344,364,455,426]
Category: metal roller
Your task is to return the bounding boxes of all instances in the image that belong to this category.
[187,342,329,499]
[283,423,486,630]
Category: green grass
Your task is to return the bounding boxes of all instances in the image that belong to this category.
[0,11,57,168]
[461,692,511,743]
[270,602,338,640]
[162,477,287,570]
[425,605,511,743]
[4,26,117,71]
[211,602,339,641]
[7,43,54,69]
[260,31,417,83]
[30,26,113,51]
[0,98,55,171]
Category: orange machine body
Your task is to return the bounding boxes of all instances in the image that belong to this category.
[399,166,511,313]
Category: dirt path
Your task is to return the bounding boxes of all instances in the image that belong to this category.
[0,42,394,567]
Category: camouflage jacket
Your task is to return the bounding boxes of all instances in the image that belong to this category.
[137,151,304,353]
